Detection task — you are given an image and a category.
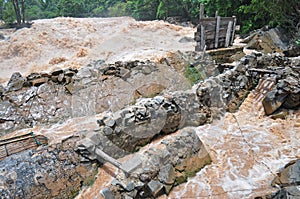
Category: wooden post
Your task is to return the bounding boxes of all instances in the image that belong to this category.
[215,10,218,18]
[230,16,237,45]
[225,21,233,47]
[200,25,205,51]
[199,4,204,20]
[214,16,221,48]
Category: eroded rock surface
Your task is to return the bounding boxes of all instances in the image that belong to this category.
[0,137,98,199]
[0,58,193,135]
[88,128,211,198]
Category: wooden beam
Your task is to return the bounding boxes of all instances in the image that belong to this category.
[230,16,237,45]
[215,16,221,48]
[199,4,204,20]
[225,21,233,47]
[200,25,206,50]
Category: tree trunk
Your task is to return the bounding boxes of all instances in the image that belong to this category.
[12,0,22,25]
[21,0,25,23]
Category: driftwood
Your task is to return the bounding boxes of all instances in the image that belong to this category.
[0,132,48,161]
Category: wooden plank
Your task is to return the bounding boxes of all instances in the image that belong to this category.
[215,16,221,48]
[199,17,234,23]
[230,16,237,45]
[215,10,218,18]
[199,4,204,20]
[200,25,205,51]
[205,29,227,39]
[225,21,233,47]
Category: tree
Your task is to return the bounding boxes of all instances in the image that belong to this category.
[11,0,26,24]
[3,1,16,24]
[57,0,86,17]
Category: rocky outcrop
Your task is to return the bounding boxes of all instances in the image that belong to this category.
[260,58,300,115]
[0,58,193,135]
[82,128,211,198]
[244,27,300,57]
[258,159,300,198]
[76,92,211,158]
[271,159,300,198]
[0,137,98,199]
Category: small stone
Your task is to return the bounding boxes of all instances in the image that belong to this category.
[125,182,135,192]
[6,72,25,92]
[146,180,164,197]
[100,188,115,199]
[158,164,176,185]
[104,117,115,127]
[57,73,64,83]
[142,66,151,75]
[153,96,164,104]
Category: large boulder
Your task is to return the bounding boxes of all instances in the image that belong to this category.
[245,28,291,54]
[259,159,300,198]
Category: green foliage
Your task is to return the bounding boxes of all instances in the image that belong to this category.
[133,0,159,20]
[184,65,203,85]
[3,1,16,24]
[57,0,86,17]
[107,2,132,17]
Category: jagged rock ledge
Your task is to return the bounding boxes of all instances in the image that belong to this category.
[0,51,223,135]
[79,128,211,198]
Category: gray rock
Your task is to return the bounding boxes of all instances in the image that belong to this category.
[0,137,97,199]
[158,164,176,185]
[6,72,25,92]
[100,188,115,199]
[121,154,142,174]
[260,159,300,199]
[146,180,164,197]
[0,33,4,40]
[179,36,194,43]
[262,89,288,115]
[0,85,4,95]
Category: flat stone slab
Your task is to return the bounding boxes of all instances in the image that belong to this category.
[121,154,142,174]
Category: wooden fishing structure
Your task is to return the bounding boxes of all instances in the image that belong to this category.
[195,5,237,51]
[0,132,48,161]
